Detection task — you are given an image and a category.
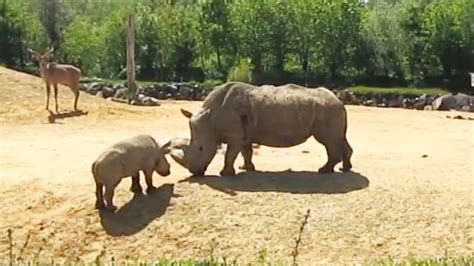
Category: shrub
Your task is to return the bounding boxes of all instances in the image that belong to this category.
[227,58,254,84]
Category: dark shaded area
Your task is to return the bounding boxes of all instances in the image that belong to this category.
[99,183,176,236]
[47,110,87,123]
[180,170,369,196]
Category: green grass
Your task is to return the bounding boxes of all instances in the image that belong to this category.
[6,256,472,266]
[373,255,474,266]
[4,256,473,266]
[350,86,449,97]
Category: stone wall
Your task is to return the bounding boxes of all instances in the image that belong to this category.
[79,81,474,112]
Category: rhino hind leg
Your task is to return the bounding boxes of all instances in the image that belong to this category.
[95,182,105,209]
[340,139,353,172]
[312,131,343,173]
[318,140,342,173]
[239,144,255,171]
[104,184,117,212]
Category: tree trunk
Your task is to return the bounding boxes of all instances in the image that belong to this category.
[216,46,222,73]
[126,13,136,101]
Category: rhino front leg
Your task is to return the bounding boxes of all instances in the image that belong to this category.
[239,144,255,171]
[220,143,241,176]
[143,169,156,194]
[130,172,142,193]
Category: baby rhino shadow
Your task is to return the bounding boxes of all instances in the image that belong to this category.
[99,183,175,236]
[182,170,369,196]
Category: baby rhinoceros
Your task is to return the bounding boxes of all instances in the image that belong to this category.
[92,134,171,212]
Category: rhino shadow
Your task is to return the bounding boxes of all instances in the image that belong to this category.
[99,183,176,236]
[181,170,369,196]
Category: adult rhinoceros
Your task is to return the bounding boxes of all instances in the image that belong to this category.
[173,81,353,176]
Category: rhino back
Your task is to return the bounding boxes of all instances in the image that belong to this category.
[206,82,345,147]
[95,135,159,181]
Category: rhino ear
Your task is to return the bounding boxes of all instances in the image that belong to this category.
[181,108,193,119]
[160,140,172,154]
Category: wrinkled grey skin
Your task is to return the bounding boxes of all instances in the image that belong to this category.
[92,134,171,211]
[177,81,353,176]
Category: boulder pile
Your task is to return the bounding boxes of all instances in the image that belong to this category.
[336,89,474,112]
[79,80,473,112]
[79,81,213,106]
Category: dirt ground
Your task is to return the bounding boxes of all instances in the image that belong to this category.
[0,67,473,265]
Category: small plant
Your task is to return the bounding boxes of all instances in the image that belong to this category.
[257,248,268,265]
[291,209,311,266]
[227,59,254,84]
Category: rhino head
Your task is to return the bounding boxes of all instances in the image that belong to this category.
[176,108,219,176]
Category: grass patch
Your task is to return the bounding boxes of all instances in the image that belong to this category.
[373,255,474,266]
[350,86,449,97]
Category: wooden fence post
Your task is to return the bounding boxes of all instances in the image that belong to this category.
[126,13,136,101]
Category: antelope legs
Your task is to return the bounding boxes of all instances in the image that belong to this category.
[45,82,51,111]
[53,83,59,113]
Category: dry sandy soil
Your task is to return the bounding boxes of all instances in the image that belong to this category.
[0,67,473,265]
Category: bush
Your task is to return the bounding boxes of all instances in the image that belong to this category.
[227,58,254,83]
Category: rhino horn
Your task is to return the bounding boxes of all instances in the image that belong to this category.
[169,149,188,169]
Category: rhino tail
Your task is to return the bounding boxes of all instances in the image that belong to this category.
[341,106,353,170]
[91,161,99,180]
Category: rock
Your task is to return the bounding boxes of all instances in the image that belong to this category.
[388,95,403,108]
[336,89,359,105]
[413,94,427,110]
[454,93,474,109]
[364,99,377,106]
[113,83,125,91]
[114,88,128,99]
[96,91,104,98]
[137,93,146,101]
[141,96,161,106]
[432,94,456,111]
[423,105,433,111]
[101,87,115,99]
[461,105,472,112]
[402,98,415,109]
[421,154,428,158]
[87,82,102,95]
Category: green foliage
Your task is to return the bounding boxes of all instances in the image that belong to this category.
[0,0,46,67]
[63,16,105,76]
[373,255,474,266]
[0,0,472,90]
[227,58,254,83]
[422,0,474,77]
[350,86,449,97]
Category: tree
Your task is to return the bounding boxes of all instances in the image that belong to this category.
[0,0,46,68]
[63,15,105,76]
[423,0,473,77]
[199,0,235,76]
[361,0,405,79]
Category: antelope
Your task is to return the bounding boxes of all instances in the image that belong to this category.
[28,48,82,113]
